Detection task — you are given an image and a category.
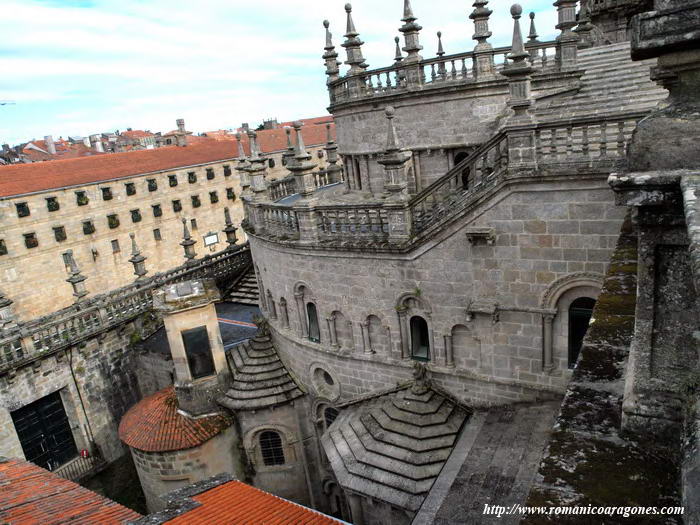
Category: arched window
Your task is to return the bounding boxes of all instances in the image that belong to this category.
[259,431,285,466]
[568,297,596,368]
[410,316,430,361]
[324,407,339,429]
[307,302,320,343]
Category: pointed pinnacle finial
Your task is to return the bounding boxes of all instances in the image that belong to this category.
[528,12,538,42]
[293,121,307,157]
[248,130,261,160]
[326,123,334,144]
[437,31,445,57]
[507,4,528,63]
[235,132,246,160]
[323,19,332,48]
[345,3,356,35]
[394,36,403,62]
[129,232,139,255]
[402,0,415,21]
[182,217,191,240]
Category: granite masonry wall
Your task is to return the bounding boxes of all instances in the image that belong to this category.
[0,159,244,320]
[0,316,151,466]
[251,175,627,405]
[130,425,242,512]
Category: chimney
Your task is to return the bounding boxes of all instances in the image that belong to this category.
[91,135,104,152]
[44,135,56,155]
[241,123,250,133]
[82,136,91,148]
[176,118,186,133]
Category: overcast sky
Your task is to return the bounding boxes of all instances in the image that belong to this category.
[0,0,558,145]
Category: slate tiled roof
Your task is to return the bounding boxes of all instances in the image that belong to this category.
[0,457,142,524]
[322,384,470,512]
[218,333,304,411]
[163,479,343,525]
[119,387,233,452]
[0,140,238,198]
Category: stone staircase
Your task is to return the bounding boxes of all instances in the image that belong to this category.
[226,266,259,306]
[535,41,667,120]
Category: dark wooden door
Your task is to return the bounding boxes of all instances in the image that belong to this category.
[11,391,77,471]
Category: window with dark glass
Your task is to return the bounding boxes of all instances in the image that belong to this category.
[188,171,196,183]
[111,239,120,253]
[268,158,275,168]
[568,297,596,368]
[226,187,235,200]
[82,221,95,235]
[147,179,157,192]
[410,316,430,361]
[153,228,162,241]
[101,187,113,201]
[172,200,182,212]
[23,233,38,249]
[307,302,320,343]
[259,431,285,466]
[206,168,214,180]
[107,214,120,229]
[76,191,89,206]
[191,195,201,208]
[324,407,339,429]
[53,226,66,242]
[168,174,178,187]
[223,165,231,177]
[125,182,136,196]
[15,202,30,218]
[209,191,218,204]
[46,197,59,212]
[152,204,162,217]
[130,209,142,223]
[0,239,7,255]
[181,326,215,379]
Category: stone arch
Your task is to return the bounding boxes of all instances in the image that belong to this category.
[450,324,481,370]
[540,273,604,372]
[243,423,298,469]
[367,314,389,355]
[540,272,604,310]
[396,291,434,361]
[292,281,315,338]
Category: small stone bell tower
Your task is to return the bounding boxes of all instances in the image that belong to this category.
[153,279,230,416]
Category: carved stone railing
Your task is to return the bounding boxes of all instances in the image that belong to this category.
[0,244,252,373]
[330,40,559,105]
[53,454,106,482]
[244,112,646,251]
[268,176,296,201]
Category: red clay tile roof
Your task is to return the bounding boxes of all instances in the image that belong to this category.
[119,387,233,453]
[165,480,343,525]
[121,130,154,139]
[0,140,237,198]
[0,457,142,524]
[215,121,335,156]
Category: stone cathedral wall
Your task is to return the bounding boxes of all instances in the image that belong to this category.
[251,176,626,405]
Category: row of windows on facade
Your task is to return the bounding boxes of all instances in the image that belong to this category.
[0,192,233,254]
[304,302,431,362]
[12,165,232,218]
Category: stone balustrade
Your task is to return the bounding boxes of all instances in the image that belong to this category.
[329,40,559,105]
[243,112,645,251]
[0,244,252,373]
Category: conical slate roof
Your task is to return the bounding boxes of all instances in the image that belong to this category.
[218,333,303,411]
[321,381,470,512]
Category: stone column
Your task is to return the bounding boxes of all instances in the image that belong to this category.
[327,314,339,348]
[288,122,319,198]
[347,494,365,525]
[542,313,555,372]
[247,131,269,202]
[360,320,373,355]
[295,292,308,338]
[279,298,290,329]
[266,291,277,319]
[444,334,455,367]
[470,1,495,79]
[397,309,410,359]
[554,0,579,71]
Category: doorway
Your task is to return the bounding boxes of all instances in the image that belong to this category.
[568,297,596,368]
